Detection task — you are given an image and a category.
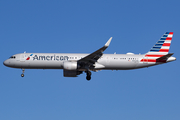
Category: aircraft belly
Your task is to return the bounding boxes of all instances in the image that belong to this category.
[136,62,163,68]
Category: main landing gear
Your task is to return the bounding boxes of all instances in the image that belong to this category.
[21,69,25,77]
[85,71,92,81]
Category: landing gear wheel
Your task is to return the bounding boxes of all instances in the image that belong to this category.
[86,71,92,81]
[86,75,91,81]
[21,74,24,77]
[21,69,25,77]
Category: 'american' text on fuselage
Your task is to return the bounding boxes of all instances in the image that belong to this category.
[33,55,69,61]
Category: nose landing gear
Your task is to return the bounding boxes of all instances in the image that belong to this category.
[21,69,25,77]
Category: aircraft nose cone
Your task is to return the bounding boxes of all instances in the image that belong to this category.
[3,60,9,66]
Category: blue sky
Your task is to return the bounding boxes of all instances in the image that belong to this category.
[0,0,179,120]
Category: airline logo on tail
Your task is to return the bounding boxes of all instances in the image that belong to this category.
[148,32,173,53]
[141,32,173,63]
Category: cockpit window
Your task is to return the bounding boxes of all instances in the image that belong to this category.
[9,56,16,59]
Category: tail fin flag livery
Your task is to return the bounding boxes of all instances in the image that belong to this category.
[148,32,173,54]
[3,32,176,81]
[141,32,174,63]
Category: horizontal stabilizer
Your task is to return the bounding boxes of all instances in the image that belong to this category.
[157,53,174,60]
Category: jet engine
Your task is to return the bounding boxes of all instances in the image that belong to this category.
[63,62,77,70]
[63,70,82,77]
[63,62,82,77]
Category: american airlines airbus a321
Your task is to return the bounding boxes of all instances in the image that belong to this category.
[3,32,176,80]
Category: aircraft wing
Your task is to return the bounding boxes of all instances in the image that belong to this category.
[78,37,112,69]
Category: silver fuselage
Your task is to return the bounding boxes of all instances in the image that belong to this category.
[3,53,176,70]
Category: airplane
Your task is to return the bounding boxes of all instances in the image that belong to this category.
[3,32,176,80]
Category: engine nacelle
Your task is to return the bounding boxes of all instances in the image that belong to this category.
[63,70,83,77]
[63,61,77,70]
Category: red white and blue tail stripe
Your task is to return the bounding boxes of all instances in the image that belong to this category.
[141,32,173,62]
[148,32,173,54]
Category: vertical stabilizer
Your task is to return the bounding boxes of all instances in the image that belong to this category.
[147,32,173,55]
[141,32,174,63]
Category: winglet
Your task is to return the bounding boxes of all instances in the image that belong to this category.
[105,37,112,47]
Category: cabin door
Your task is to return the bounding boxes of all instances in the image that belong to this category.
[20,53,26,62]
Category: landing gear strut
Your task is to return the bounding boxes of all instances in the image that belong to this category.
[21,69,25,77]
[85,71,91,81]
